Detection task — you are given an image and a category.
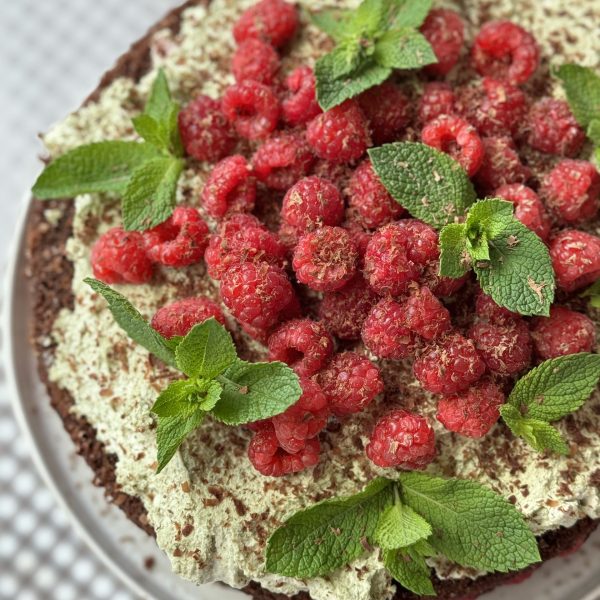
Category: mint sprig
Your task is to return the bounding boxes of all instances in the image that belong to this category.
[84,278,301,473]
[32,69,185,231]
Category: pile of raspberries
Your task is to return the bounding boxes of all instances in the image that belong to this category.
[91,0,600,477]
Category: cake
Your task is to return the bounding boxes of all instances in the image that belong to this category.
[27,1,600,599]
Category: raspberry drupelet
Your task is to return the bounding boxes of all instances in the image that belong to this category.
[437,378,505,438]
[357,83,410,145]
[233,0,298,48]
[418,82,456,124]
[281,66,321,125]
[318,352,384,417]
[420,8,464,76]
[142,207,210,268]
[178,95,237,163]
[151,297,226,339]
[366,410,436,469]
[268,318,334,377]
[474,289,519,323]
[231,39,280,85]
[530,306,596,359]
[404,287,452,340]
[494,184,551,241]
[549,229,600,292]
[91,228,153,285]
[474,136,530,193]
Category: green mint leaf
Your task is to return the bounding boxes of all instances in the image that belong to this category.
[156,408,205,473]
[323,42,364,80]
[439,223,470,278]
[587,119,600,146]
[175,318,237,379]
[151,379,222,417]
[132,110,181,156]
[373,29,437,70]
[374,502,432,550]
[466,231,490,262]
[398,471,541,573]
[555,64,600,128]
[32,141,161,199]
[392,0,433,28]
[465,199,514,240]
[353,0,397,36]
[121,156,183,231]
[383,548,436,597]
[368,142,477,228]
[309,8,352,43]
[84,278,176,367]
[212,360,301,425]
[266,478,394,578]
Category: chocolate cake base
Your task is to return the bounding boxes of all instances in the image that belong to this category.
[26,1,598,598]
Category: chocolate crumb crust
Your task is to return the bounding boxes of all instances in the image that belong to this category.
[25,1,598,599]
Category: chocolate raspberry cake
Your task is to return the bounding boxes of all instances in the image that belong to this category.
[28,1,600,599]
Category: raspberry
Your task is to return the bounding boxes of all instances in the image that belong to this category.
[413,333,486,394]
[421,115,484,177]
[151,297,226,339]
[306,99,370,163]
[549,229,600,292]
[233,0,298,48]
[282,66,321,125]
[531,306,596,359]
[293,226,358,292]
[248,427,320,477]
[541,160,600,224]
[474,289,518,323]
[272,377,328,453]
[364,220,439,296]
[474,136,530,193]
[268,319,334,377]
[220,262,294,330]
[361,299,417,360]
[281,176,344,231]
[252,131,315,190]
[526,98,585,157]
[418,82,456,124]
[494,183,551,241]
[357,83,410,145]
[221,81,280,140]
[471,20,539,85]
[204,214,287,280]
[318,352,384,417]
[420,9,464,76]
[342,219,372,267]
[468,318,532,375]
[366,410,436,469]
[232,39,280,85]
[420,262,469,298]
[404,287,452,340]
[437,378,505,438]
[91,228,152,285]
[347,160,404,229]
[178,95,237,163]
[142,207,209,268]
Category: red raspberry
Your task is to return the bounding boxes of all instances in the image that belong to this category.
[414,333,486,394]
[474,289,518,323]
[268,319,334,377]
[366,410,436,469]
[281,176,344,231]
[526,98,585,157]
[142,207,209,268]
[549,229,600,292]
[220,262,294,330]
[420,262,469,298]
[494,184,551,241]
[420,9,464,76]
[468,318,532,375]
[272,377,328,453]
[474,136,530,193]
[232,39,279,85]
[91,228,152,285]
[404,287,451,340]
[418,82,456,124]
[437,378,505,438]
[361,299,417,360]
[530,306,596,359]
[178,95,237,163]
[364,220,439,296]
[541,160,600,224]
[342,219,372,267]
[282,66,321,126]
[151,297,226,339]
[306,99,370,163]
[252,131,315,190]
[357,83,410,145]
[248,427,320,477]
[318,352,384,417]
[204,214,287,280]
[421,115,484,177]
[471,20,539,85]
[221,81,280,140]
[233,0,298,48]
[347,160,404,229]
[293,226,358,292]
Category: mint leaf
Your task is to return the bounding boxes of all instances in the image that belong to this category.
[151,378,222,417]
[354,0,397,36]
[374,502,432,550]
[322,42,364,80]
[32,141,161,199]
[266,478,394,577]
[465,199,514,240]
[581,278,600,308]
[398,472,541,572]
[374,29,436,70]
[587,119,600,146]
[84,278,176,367]
[156,408,205,473]
[212,360,301,425]
[175,319,237,379]
[309,8,352,42]
[392,0,433,28]
[555,64,600,128]
[439,223,470,278]
[368,142,477,228]
[383,548,436,597]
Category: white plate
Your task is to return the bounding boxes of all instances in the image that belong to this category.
[5,195,600,600]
